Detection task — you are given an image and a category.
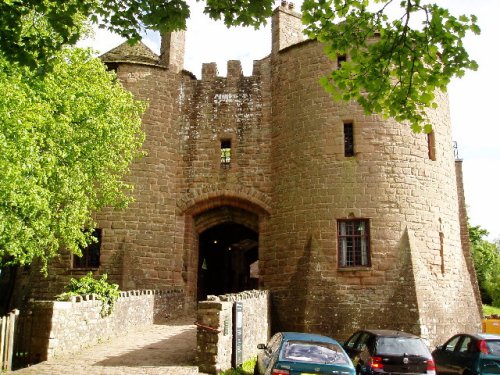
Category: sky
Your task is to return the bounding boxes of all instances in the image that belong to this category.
[80,0,500,241]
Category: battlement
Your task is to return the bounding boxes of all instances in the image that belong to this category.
[199,59,267,80]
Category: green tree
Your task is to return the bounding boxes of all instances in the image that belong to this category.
[469,225,500,307]
[0,1,479,132]
[0,47,145,272]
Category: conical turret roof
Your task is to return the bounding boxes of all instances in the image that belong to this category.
[100,41,159,65]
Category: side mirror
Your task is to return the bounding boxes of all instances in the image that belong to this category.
[257,343,267,350]
[435,345,443,351]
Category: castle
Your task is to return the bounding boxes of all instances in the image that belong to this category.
[20,2,482,343]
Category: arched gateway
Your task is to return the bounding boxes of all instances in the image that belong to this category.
[181,196,269,304]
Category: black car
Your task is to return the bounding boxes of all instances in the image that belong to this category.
[432,333,500,375]
[342,329,436,375]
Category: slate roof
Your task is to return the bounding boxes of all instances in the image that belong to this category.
[100,41,159,66]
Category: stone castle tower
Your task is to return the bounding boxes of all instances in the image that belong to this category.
[24,2,481,343]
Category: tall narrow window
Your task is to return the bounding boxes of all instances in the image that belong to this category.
[220,139,231,169]
[338,219,370,267]
[344,122,354,157]
[427,131,436,160]
[73,228,102,269]
[439,231,445,274]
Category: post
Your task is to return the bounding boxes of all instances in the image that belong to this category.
[233,302,243,367]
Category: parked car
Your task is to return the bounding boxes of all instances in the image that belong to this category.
[342,329,436,375]
[432,333,500,375]
[255,332,355,375]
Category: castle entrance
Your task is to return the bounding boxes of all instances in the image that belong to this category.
[197,222,258,301]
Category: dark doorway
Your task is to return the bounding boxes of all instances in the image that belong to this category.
[197,223,258,301]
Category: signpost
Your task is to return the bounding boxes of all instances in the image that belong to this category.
[233,302,243,367]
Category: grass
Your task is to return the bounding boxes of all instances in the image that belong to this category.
[219,357,256,375]
[483,304,500,317]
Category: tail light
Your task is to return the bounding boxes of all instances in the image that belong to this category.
[272,369,290,375]
[368,356,384,370]
[426,359,436,375]
[477,340,490,354]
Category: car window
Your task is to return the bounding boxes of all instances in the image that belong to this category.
[444,336,461,352]
[458,336,472,353]
[375,337,430,356]
[282,341,350,364]
[345,332,362,349]
[487,340,500,355]
[355,333,371,351]
[267,333,282,355]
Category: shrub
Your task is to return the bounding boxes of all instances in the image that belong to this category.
[57,272,120,316]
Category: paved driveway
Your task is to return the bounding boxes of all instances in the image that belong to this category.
[14,316,199,374]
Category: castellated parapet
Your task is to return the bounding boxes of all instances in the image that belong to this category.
[21,5,481,346]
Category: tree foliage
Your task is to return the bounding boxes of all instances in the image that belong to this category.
[469,225,500,308]
[302,0,480,132]
[57,272,120,316]
[0,0,479,131]
[0,47,145,271]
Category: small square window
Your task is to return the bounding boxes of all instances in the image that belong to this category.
[221,139,231,169]
[73,228,101,269]
[338,219,370,267]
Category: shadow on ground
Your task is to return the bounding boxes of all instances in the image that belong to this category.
[95,322,197,367]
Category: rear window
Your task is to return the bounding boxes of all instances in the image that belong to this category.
[282,340,350,364]
[375,337,430,357]
[487,340,500,355]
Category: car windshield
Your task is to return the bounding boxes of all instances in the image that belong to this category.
[282,340,349,364]
[487,340,500,355]
[375,337,429,356]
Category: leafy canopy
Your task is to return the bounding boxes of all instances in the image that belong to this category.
[302,0,480,132]
[469,225,500,308]
[0,1,479,131]
[0,47,145,271]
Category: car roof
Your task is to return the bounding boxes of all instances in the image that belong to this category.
[474,333,500,340]
[281,332,339,344]
[360,329,422,339]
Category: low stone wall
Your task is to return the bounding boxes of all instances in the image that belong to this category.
[196,290,270,374]
[24,289,184,363]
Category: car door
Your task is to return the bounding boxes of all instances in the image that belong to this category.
[453,335,476,374]
[346,332,372,371]
[259,333,282,375]
[433,335,462,375]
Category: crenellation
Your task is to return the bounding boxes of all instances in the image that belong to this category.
[201,62,218,80]
[14,3,481,349]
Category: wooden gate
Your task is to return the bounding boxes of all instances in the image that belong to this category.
[0,309,19,371]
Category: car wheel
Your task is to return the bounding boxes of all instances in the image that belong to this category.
[356,365,361,375]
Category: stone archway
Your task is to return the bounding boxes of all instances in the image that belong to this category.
[197,221,258,300]
[181,196,269,304]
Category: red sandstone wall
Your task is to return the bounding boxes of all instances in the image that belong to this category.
[265,38,481,343]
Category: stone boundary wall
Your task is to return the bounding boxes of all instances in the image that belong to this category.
[24,289,184,363]
[196,290,270,374]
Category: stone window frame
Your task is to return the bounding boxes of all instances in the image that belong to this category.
[344,121,355,157]
[220,139,232,169]
[217,134,237,170]
[72,228,102,269]
[427,130,436,161]
[337,219,371,268]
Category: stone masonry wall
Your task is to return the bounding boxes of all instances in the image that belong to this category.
[25,289,184,363]
[266,35,481,344]
[196,290,270,374]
